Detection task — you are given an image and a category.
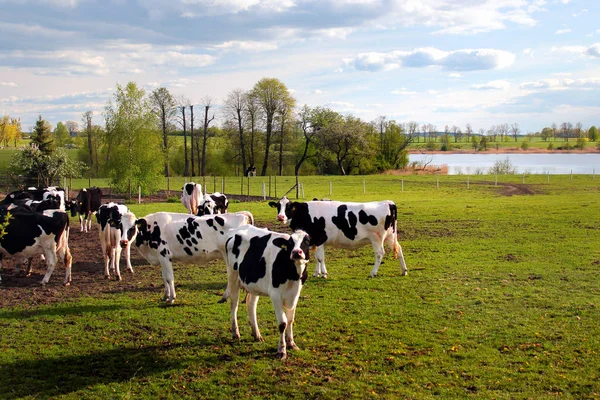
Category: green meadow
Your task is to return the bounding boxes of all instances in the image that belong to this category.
[0,175,599,399]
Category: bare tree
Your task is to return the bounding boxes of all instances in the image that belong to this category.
[551,122,557,141]
[224,89,248,173]
[82,111,94,175]
[177,97,190,177]
[407,121,419,140]
[375,115,387,151]
[244,94,260,169]
[465,123,473,142]
[560,122,569,141]
[150,87,177,177]
[200,97,215,176]
[574,122,583,138]
[511,123,520,142]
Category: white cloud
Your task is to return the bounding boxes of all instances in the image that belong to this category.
[555,28,571,34]
[349,47,515,72]
[0,82,17,87]
[213,41,278,52]
[449,72,462,78]
[572,9,588,17]
[472,80,510,90]
[520,78,600,91]
[391,88,417,95]
[552,43,600,58]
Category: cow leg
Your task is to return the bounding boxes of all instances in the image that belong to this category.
[86,211,93,232]
[228,279,241,340]
[0,256,3,283]
[25,258,34,277]
[58,245,72,286]
[271,297,289,360]
[79,214,84,232]
[246,293,263,342]
[385,232,408,276]
[284,306,299,351]
[125,243,134,274]
[40,250,57,286]
[159,260,176,303]
[314,245,327,278]
[369,240,385,277]
[114,245,123,281]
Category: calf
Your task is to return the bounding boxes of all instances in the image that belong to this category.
[269,196,407,278]
[0,208,72,285]
[134,211,254,303]
[180,182,203,215]
[96,202,137,280]
[197,192,228,216]
[220,225,310,360]
[68,187,103,232]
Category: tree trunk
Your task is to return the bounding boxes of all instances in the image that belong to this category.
[237,109,247,173]
[201,105,209,176]
[162,105,169,177]
[261,114,273,176]
[182,107,189,177]
[190,105,195,177]
[86,114,93,176]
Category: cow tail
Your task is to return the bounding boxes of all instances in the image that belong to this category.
[244,211,255,226]
[389,203,400,259]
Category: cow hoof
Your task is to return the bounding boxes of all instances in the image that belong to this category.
[253,335,264,343]
[105,275,110,280]
[322,274,328,279]
[287,342,299,351]
[64,281,71,286]
[277,352,287,360]
[116,276,122,281]
[313,273,320,277]
[40,281,47,286]
[217,297,227,304]
[232,333,241,340]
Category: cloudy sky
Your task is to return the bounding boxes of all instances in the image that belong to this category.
[1,0,598,133]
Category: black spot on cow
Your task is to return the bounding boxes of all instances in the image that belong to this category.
[176,234,184,245]
[385,203,397,232]
[135,219,162,249]
[279,322,286,334]
[272,246,301,288]
[206,219,214,228]
[194,247,198,252]
[191,237,198,245]
[160,248,168,257]
[233,262,238,271]
[358,210,378,226]
[184,183,195,196]
[288,203,328,246]
[332,205,358,240]
[183,247,193,256]
[186,239,192,247]
[161,240,167,245]
[231,234,242,258]
[238,234,271,285]
[214,216,225,226]
[195,231,202,239]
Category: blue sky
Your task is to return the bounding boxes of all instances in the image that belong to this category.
[0,0,598,133]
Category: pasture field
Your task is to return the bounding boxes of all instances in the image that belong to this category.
[0,176,599,399]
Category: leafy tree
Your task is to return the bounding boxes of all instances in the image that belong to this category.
[53,122,70,147]
[320,114,369,175]
[588,126,598,142]
[103,82,163,195]
[376,120,412,169]
[251,78,295,176]
[31,115,54,155]
[150,86,177,177]
[489,157,515,174]
[541,127,553,142]
[10,144,86,186]
[0,116,21,147]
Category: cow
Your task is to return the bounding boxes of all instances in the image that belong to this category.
[68,187,103,232]
[268,196,408,278]
[197,192,228,216]
[14,197,61,213]
[2,187,66,211]
[134,211,254,303]
[0,207,72,285]
[180,182,203,215]
[246,165,257,177]
[96,202,137,280]
[220,225,311,360]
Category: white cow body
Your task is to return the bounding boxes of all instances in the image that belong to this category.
[134,211,254,303]
[269,197,407,278]
[96,203,137,280]
[180,182,203,215]
[222,225,311,360]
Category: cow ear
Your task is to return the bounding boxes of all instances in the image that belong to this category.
[268,201,277,208]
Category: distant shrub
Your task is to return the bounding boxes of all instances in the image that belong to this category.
[166,196,180,203]
[547,142,554,151]
[489,157,516,175]
[426,141,437,151]
[574,137,587,150]
[440,143,448,151]
[521,141,529,150]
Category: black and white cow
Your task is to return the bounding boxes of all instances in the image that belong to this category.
[197,192,228,216]
[68,187,103,232]
[180,182,203,215]
[14,197,61,213]
[134,211,254,303]
[96,202,137,280]
[220,225,310,360]
[269,196,408,278]
[0,208,72,285]
[2,187,66,211]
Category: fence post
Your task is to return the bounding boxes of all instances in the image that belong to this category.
[522,172,525,184]
[301,182,305,199]
[495,174,497,186]
[436,177,439,190]
[247,176,250,198]
[138,185,141,204]
[262,182,266,200]
[330,181,332,196]
[88,177,91,188]
[571,169,573,180]
[240,176,243,196]
[401,180,404,192]
[547,171,550,183]
[222,177,225,194]
[467,177,470,190]
[363,179,366,194]
[268,176,271,198]
[295,175,299,199]
[275,175,277,198]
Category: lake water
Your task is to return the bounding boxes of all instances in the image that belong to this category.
[408,153,600,175]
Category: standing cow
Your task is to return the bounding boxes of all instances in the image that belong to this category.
[197,192,228,216]
[180,182,203,215]
[134,211,254,303]
[2,187,66,211]
[68,187,103,232]
[96,203,137,280]
[0,208,72,285]
[269,196,407,278]
[220,225,311,360]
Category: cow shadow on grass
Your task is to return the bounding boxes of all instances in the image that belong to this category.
[0,341,195,399]
[0,304,124,320]
[177,282,226,292]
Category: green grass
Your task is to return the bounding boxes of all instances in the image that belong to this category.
[1,176,600,398]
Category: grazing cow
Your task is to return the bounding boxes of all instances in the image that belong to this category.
[180,182,203,215]
[0,208,72,285]
[269,196,408,278]
[197,192,228,216]
[68,187,103,232]
[246,165,257,177]
[220,225,310,360]
[14,197,61,212]
[2,187,66,211]
[134,211,254,303]
[96,203,137,280]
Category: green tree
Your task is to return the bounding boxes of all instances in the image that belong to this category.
[10,145,86,186]
[375,120,411,169]
[53,122,70,147]
[588,126,598,142]
[251,78,295,176]
[103,82,163,195]
[31,115,54,155]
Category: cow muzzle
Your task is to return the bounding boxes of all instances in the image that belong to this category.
[291,249,305,260]
[120,240,129,248]
[277,215,287,223]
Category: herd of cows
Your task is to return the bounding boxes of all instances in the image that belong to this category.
[0,182,408,359]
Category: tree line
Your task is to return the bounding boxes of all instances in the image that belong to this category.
[3,77,598,193]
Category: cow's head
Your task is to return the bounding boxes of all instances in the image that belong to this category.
[289,230,311,263]
[199,195,217,216]
[67,199,80,217]
[268,196,293,224]
[119,212,138,249]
